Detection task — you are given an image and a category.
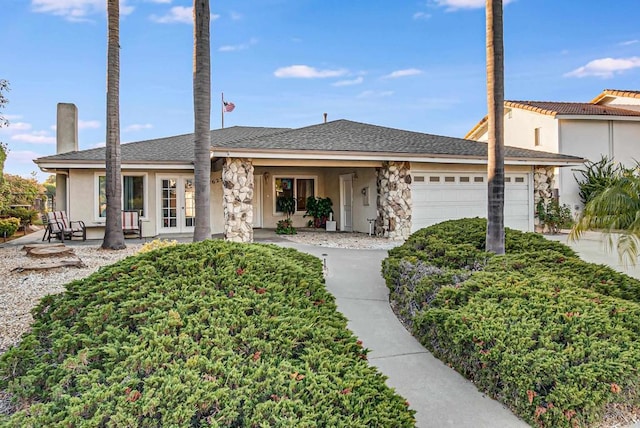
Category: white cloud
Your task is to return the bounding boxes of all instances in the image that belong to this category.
[413,12,431,20]
[150,6,191,24]
[619,40,639,46]
[357,90,394,99]
[151,6,220,24]
[230,11,242,20]
[31,0,133,22]
[6,149,46,165]
[12,132,56,144]
[274,65,347,79]
[219,38,258,52]
[146,0,171,3]
[3,114,23,121]
[124,123,153,132]
[332,76,364,87]
[432,0,513,11]
[565,57,640,78]
[382,68,423,79]
[79,119,100,129]
[0,122,32,132]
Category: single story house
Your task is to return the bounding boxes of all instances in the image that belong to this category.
[465,89,640,215]
[35,103,583,242]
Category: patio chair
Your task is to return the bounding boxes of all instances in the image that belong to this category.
[122,210,142,239]
[45,211,86,242]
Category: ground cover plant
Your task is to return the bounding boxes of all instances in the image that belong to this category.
[383,218,640,427]
[0,241,415,427]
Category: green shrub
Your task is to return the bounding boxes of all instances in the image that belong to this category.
[536,199,574,233]
[1,241,415,427]
[573,155,634,205]
[2,207,38,226]
[383,218,640,427]
[0,217,20,238]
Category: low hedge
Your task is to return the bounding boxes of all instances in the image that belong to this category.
[383,218,640,427]
[1,241,415,427]
[0,217,20,238]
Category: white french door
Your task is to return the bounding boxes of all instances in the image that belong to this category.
[157,175,195,234]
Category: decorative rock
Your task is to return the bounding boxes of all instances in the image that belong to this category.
[223,158,254,242]
[376,161,412,240]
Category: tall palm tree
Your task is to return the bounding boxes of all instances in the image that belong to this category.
[485,0,505,255]
[571,175,640,266]
[192,0,212,242]
[102,0,126,250]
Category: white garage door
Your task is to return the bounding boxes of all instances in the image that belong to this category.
[411,172,532,233]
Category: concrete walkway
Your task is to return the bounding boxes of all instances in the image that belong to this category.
[278,242,528,428]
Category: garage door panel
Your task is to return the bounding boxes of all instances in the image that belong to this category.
[411,173,531,233]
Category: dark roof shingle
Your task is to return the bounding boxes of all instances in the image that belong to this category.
[35,120,582,165]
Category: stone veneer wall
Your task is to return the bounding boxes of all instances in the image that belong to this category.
[375,161,412,240]
[222,158,254,242]
[533,166,555,231]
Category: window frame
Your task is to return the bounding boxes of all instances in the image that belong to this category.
[94,172,148,222]
[272,175,318,215]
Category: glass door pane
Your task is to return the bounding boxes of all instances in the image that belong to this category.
[184,178,195,228]
[161,179,178,229]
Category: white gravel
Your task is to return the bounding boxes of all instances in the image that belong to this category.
[281,230,404,250]
[0,243,143,354]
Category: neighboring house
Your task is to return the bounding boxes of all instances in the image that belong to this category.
[35,103,582,242]
[466,89,640,215]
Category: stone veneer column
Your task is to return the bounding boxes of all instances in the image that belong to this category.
[222,158,254,242]
[375,161,412,240]
[533,166,555,232]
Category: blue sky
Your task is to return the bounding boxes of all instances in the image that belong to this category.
[1,0,639,180]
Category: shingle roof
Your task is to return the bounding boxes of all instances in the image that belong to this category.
[505,101,640,117]
[35,119,582,165]
[35,126,289,163]
[214,119,581,161]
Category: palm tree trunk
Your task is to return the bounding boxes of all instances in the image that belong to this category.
[485,0,505,255]
[102,0,125,250]
[193,0,212,242]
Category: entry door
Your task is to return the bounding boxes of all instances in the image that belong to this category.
[157,175,195,234]
[340,174,353,232]
[254,177,263,228]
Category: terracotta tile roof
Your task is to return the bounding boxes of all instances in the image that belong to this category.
[505,101,640,117]
[591,89,640,103]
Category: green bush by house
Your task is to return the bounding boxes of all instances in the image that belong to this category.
[1,241,415,427]
[383,218,640,427]
[0,217,20,238]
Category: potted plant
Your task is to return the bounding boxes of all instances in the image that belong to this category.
[304,196,333,228]
[276,196,296,234]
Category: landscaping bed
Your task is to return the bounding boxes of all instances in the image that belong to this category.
[0,240,415,427]
[382,218,640,427]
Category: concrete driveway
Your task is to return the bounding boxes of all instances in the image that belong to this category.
[277,242,528,428]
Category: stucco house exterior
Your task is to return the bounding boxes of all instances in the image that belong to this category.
[465,89,640,215]
[34,103,582,242]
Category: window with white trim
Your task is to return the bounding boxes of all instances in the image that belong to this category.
[96,173,147,219]
[274,176,316,213]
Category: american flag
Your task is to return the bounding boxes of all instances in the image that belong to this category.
[223,101,235,112]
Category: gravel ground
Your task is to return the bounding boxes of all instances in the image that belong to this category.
[281,230,403,250]
[0,243,143,355]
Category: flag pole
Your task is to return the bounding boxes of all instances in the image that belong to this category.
[221,92,224,129]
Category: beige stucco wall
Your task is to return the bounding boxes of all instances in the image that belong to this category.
[67,169,194,240]
[600,96,640,111]
[558,119,640,211]
[475,109,559,153]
